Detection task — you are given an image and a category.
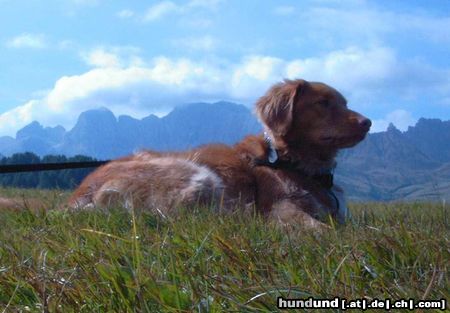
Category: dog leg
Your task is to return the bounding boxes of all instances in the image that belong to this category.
[0,197,21,209]
[269,199,329,230]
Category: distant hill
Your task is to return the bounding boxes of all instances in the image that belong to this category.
[0,121,65,157]
[336,122,450,201]
[0,102,261,159]
[0,102,449,201]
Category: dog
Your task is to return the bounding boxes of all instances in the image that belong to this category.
[69,79,371,229]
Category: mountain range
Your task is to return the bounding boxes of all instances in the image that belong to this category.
[1,102,449,201]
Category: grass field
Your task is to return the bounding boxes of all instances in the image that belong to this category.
[0,188,448,312]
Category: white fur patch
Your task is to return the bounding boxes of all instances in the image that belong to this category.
[191,165,222,187]
[144,157,223,188]
[144,156,223,200]
[181,164,223,198]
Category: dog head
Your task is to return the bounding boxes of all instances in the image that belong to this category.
[256,79,371,151]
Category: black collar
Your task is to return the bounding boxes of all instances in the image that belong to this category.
[253,132,335,189]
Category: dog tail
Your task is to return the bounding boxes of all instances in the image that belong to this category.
[0,196,49,211]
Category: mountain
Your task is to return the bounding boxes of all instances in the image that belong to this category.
[0,102,449,201]
[403,118,450,163]
[0,102,261,159]
[335,123,450,201]
[55,102,262,159]
[0,121,65,157]
[57,108,121,159]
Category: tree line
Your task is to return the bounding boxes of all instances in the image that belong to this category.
[0,152,97,189]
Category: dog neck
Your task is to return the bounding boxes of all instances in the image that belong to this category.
[261,131,337,177]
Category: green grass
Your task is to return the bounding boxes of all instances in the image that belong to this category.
[0,188,448,312]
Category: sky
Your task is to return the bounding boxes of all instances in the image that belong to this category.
[0,0,449,136]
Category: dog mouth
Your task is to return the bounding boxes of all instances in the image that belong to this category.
[320,132,367,147]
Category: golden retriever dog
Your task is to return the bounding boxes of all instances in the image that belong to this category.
[69,79,371,229]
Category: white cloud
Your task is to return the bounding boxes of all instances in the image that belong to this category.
[390,12,450,43]
[6,33,46,49]
[117,9,134,19]
[6,34,75,51]
[143,1,180,22]
[0,46,448,136]
[285,46,397,100]
[298,4,450,47]
[142,0,223,23]
[81,46,143,68]
[0,56,225,136]
[235,56,284,81]
[231,56,284,101]
[0,101,38,133]
[372,110,417,133]
[82,49,122,68]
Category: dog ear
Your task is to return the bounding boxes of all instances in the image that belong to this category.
[255,79,305,136]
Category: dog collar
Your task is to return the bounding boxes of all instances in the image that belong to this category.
[256,133,335,189]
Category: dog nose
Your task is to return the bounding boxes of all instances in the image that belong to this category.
[359,117,372,129]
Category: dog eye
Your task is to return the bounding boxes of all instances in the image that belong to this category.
[318,100,331,107]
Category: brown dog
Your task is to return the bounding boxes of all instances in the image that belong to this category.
[69,79,371,229]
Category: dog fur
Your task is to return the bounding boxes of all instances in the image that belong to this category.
[69,79,371,229]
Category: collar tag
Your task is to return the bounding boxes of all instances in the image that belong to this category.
[264,132,278,164]
[268,147,278,163]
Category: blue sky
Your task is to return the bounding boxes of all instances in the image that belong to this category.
[0,0,449,136]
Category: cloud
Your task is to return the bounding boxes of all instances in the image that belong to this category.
[0,101,38,134]
[228,47,427,104]
[117,9,134,19]
[231,56,284,101]
[81,46,143,67]
[142,0,223,22]
[285,47,397,100]
[285,46,450,107]
[0,46,449,136]
[6,33,75,51]
[0,55,225,136]
[143,1,180,22]
[6,33,46,49]
[297,3,450,48]
[82,49,122,68]
[45,57,224,110]
[372,110,417,132]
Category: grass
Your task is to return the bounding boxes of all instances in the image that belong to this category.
[0,188,448,312]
